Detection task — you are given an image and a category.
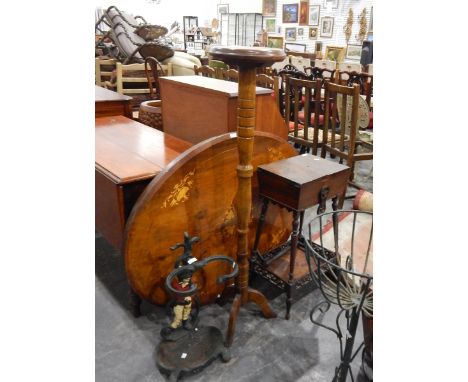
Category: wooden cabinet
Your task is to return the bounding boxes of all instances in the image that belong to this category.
[95,85,132,118]
[159,75,287,144]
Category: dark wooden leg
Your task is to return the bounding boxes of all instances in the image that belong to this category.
[332,195,339,211]
[129,287,142,318]
[225,294,241,348]
[247,287,277,318]
[286,210,300,320]
[252,198,269,263]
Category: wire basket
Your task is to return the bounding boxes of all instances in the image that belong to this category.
[303,210,373,382]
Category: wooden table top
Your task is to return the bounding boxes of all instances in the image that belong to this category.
[159,76,272,97]
[95,85,132,103]
[95,116,192,184]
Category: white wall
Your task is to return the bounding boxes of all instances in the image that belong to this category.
[266,0,373,53]
[96,0,371,53]
[95,0,263,30]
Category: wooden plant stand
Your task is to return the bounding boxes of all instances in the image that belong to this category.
[208,46,287,347]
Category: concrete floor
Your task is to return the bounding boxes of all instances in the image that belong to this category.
[96,154,372,382]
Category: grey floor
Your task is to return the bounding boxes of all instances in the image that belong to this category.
[96,154,373,382]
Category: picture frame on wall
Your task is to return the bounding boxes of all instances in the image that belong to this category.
[308,5,320,26]
[262,0,277,17]
[320,16,334,38]
[265,18,276,33]
[346,44,363,60]
[217,4,229,14]
[299,1,309,26]
[282,4,299,23]
[309,27,318,39]
[285,42,307,52]
[267,35,284,48]
[323,0,339,10]
[297,28,304,36]
[325,45,346,62]
[285,27,297,41]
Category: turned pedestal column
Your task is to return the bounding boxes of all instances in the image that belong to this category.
[208,46,286,347]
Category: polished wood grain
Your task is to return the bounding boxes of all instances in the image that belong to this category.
[159,76,286,143]
[95,115,192,249]
[95,85,133,118]
[124,132,297,306]
[257,154,350,211]
[208,46,286,67]
[208,46,287,345]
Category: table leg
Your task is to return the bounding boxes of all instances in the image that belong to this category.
[286,210,300,320]
[253,198,269,252]
[252,198,269,265]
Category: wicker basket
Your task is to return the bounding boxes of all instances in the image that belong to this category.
[139,100,163,131]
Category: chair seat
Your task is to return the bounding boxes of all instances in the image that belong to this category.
[288,121,304,132]
[298,111,325,125]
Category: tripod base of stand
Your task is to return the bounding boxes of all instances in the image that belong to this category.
[225,287,277,347]
[156,326,231,381]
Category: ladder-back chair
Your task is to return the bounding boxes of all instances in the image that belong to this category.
[256,73,280,112]
[193,64,216,78]
[95,57,117,87]
[285,76,324,155]
[222,68,239,82]
[321,80,373,191]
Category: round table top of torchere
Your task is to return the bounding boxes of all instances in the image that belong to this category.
[208,46,286,68]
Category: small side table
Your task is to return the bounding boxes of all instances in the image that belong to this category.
[251,154,350,319]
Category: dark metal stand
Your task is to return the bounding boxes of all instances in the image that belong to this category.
[155,255,238,381]
[304,210,373,382]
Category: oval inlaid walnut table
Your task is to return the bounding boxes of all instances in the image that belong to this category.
[124,132,296,306]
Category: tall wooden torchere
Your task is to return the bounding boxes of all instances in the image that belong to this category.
[208,46,286,347]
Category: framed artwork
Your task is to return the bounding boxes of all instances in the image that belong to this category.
[309,27,318,39]
[265,18,276,33]
[285,27,297,41]
[299,1,309,26]
[323,0,339,10]
[262,0,277,17]
[320,16,334,38]
[308,5,320,26]
[325,45,346,62]
[282,4,299,23]
[297,28,304,36]
[346,44,363,60]
[285,42,306,52]
[267,36,284,48]
[217,4,229,14]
